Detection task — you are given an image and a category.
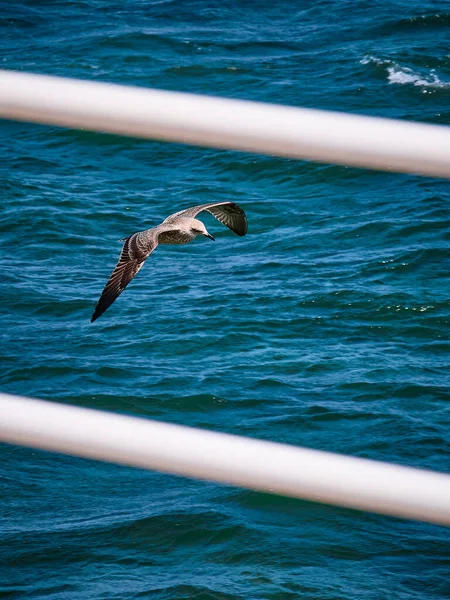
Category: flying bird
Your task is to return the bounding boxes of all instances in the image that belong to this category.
[91,201,248,322]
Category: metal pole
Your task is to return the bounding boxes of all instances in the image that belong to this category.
[1,70,450,178]
[1,393,449,525]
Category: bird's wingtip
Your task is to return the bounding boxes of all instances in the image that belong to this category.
[236,224,248,236]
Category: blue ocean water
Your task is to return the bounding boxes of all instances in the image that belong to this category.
[1,1,449,598]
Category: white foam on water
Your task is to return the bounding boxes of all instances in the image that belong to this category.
[360,55,450,89]
[360,55,388,66]
[387,66,450,88]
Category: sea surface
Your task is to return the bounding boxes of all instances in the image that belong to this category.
[1,1,449,598]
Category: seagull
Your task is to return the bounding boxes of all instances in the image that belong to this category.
[91,201,248,322]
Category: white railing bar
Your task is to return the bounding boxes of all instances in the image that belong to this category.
[1,70,450,179]
[1,393,449,526]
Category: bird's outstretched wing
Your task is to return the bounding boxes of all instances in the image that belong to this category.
[91,231,158,322]
[166,201,248,237]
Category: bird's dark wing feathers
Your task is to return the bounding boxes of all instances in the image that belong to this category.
[205,203,247,237]
[171,201,248,237]
[91,231,157,322]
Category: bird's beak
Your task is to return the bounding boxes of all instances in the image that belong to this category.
[204,233,215,241]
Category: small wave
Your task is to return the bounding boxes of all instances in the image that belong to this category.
[360,55,450,89]
[387,66,450,88]
[394,13,450,30]
[360,55,387,67]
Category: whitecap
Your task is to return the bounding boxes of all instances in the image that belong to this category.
[387,65,450,88]
[360,55,450,88]
[360,55,388,66]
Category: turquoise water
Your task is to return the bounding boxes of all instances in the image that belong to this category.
[1,1,450,598]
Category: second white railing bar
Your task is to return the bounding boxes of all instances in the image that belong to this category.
[1,392,450,526]
[1,69,450,178]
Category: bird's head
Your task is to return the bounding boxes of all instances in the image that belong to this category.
[190,219,215,241]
